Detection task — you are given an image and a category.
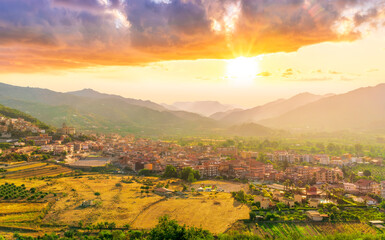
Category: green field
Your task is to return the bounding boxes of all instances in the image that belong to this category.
[227,221,380,239]
[352,164,385,181]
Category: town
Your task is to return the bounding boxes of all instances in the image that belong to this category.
[2,116,385,231]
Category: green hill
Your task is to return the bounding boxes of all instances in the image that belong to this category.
[0,104,51,130]
[0,83,218,136]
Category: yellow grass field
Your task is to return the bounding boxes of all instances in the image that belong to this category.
[0,202,48,214]
[0,173,251,236]
[132,192,250,233]
[43,176,164,226]
[0,178,48,188]
[6,163,47,172]
[192,180,249,193]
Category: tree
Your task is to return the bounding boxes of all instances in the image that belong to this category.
[180,167,200,182]
[96,222,105,231]
[276,202,287,211]
[355,144,364,155]
[148,215,213,240]
[249,211,257,221]
[187,172,196,183]
[138,168,152,176]
[78,221,84,228]
[363,170,371,177]
[108,222,116,230]
[327,143,336,152]
[163,165,178,178]
[258,153,268,163]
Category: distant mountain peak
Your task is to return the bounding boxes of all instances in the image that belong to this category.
[67,89,165,111]
[165,101,240,117]
[68,88,101,95]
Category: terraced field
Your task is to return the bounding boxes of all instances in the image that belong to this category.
[253,222,378,239]
[2,164,72,179]
[5,162,47,172]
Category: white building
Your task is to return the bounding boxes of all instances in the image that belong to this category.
[319,155,330,165]
[343,182,357,193]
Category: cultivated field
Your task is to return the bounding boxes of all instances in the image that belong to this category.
[43,175,165,226]
[0,172,250,237]
[1,162,73,179]
[132,192,249,233]
[228,221,379,239]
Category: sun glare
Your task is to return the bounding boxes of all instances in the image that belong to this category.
[226,56,260,86]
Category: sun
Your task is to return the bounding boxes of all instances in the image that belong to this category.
[226,56,260,86]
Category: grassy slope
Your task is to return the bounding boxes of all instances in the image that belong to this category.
[0,104,51,130]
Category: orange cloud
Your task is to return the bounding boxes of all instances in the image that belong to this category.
[0,0,383,72]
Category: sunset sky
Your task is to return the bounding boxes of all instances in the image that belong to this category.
[0,0,385,107]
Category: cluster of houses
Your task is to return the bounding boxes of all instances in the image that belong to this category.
[253,187,332,221]
[0,117,45,138]
[2,117,385,210]
[265,151,381,166]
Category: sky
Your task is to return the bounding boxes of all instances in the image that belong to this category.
[0,0,385,107]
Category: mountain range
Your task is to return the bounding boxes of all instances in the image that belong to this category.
[216,92,332,124]
[0,83,216,136]
[0,82,384,136]
[259,84,385,132]
[161,101,241,117]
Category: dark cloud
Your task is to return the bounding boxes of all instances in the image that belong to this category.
[125,0,212,49]
[354,8,378,26]
[0,0,382,72]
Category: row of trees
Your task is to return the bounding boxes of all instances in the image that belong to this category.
[10,214,385,240]
[0,182,51,201]
[0,152,29,162]
[173,136,385,159]
[13,216,213,240]
[163,165,201,183]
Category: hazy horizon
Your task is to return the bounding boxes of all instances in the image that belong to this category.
[1,80,381,109]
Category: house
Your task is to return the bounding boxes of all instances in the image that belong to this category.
[254,195,263,203]
[318,155,330,165]
[362,196,378,206]
[309,199,320,208]
[306,186,320,198]
[59,122,76,135]
[81,200,95,207]
[272,190,283,200]
[343,182,357,193]
[154,187,173,197]
[294,194,304,203]
[260,197,271,209]
[352,196,365,203]
[282,198,295,208]
[369,220,384,225]
[40,145,53,153]
[355,179,380,194]
[306,211,327,221]
[315,168,343,184]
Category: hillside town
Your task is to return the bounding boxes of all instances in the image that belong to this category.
[1,117,385,209]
